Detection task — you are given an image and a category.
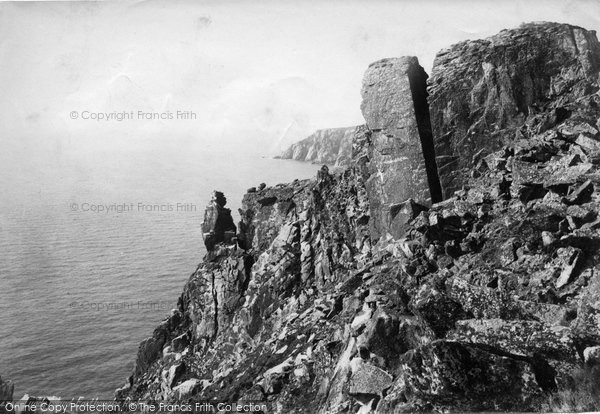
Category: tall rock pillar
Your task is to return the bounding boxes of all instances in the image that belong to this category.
[360,56,441,240]
[201,191,237,251]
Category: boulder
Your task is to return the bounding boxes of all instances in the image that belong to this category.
[172,378,207,399]
[563,180,594,205]
[583,346,600,365]
[356,309,435,368]
[386,199,427,239]
[555,247,583,289]
[163,363,186,389]
[348,359,393,397]
[378,340,548,412]
[576,134,600,154]
[409,283,463,337]
[449,318,577,362]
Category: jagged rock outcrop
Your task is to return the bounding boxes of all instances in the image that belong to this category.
[117,22,600,413]
[201,191,237,251]
[429,22,600,199]
[117,164,374,407]
[277,127,357,167]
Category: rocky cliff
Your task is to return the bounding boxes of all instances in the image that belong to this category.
[277,127,357,167]
[428,22,600,199]
[116,22,600,413]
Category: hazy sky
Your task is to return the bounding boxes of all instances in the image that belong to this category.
[2,0,600,158]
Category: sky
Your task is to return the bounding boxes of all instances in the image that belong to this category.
[1,0,600,159]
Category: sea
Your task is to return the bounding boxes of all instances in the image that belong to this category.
[0,138,321,399]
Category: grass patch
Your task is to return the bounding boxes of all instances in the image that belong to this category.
[542,366,600,412]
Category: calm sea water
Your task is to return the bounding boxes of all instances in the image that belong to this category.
[0,140,320,399]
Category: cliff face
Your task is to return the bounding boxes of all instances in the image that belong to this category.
[428,22,600,199]
[277,127,357,167]
[117,23,600,413]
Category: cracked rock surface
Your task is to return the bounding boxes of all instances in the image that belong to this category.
[428,22,600,200]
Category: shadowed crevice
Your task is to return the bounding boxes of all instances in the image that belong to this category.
[408,64,443,203]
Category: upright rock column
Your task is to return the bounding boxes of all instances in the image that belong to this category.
[196,191,249,342]
[360,56,441,240]
[201,191,237,251]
